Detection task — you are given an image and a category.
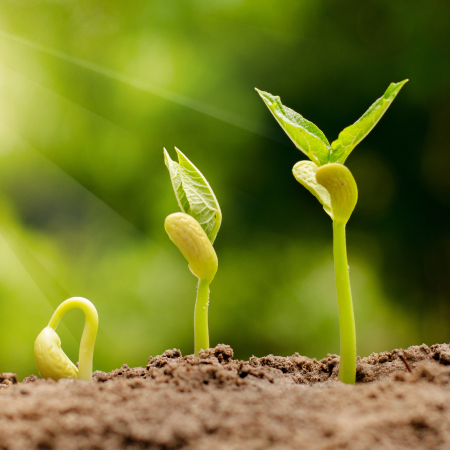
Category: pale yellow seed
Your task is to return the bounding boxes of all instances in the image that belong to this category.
[315,163,358,224]
[165,213,218,282]
[34,327,78,381]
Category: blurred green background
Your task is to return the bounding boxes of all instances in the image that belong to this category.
[1,1,450,380]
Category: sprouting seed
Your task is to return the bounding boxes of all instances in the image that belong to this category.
[34,297,98,381]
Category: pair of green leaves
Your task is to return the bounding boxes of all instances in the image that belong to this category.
[164,148,221,243]
[256,80,407,166]
[257,80,407,218]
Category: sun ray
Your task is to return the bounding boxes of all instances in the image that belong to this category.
[0,29,284,142]
[0,61,137,144]
[0,123,144,353]
[0,62,154,241]
[0,119,149,240]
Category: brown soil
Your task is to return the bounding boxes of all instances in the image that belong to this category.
[2,343,450,449]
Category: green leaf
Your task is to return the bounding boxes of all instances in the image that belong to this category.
[256,88,331,166]
[164,148,222,243]
[329,79,408,164]
[292,161,333,218]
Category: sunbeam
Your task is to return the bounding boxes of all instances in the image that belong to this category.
[0,222,78,337]
[0,122,147,350]
[0,62,155,239]
[0,221,114,367]
[0,29,283,142]
[0,118,150,240]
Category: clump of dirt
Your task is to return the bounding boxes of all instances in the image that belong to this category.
[0,372,17,389]
[1,343,450,449]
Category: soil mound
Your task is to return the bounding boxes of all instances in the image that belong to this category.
[1,343,450,449]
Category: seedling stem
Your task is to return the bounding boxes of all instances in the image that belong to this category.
[195,279,210,355]
[333,220,356,384]
[48,297,98,381]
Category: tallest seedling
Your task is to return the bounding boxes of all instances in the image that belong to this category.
[257,80,407,384]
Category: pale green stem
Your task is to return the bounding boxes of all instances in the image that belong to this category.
[333,221,356,384]
[48,297,99,381]
[194,279,210,356]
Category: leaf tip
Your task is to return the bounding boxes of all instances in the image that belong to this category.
[163,147,172,166]
[385,79,409,99]
[395,79,409,89]
[255,87,266,97]
[164,148,180,169]
[255,88,277,105]
[175,147,191,166]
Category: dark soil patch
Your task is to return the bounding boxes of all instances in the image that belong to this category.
[2,343,450,449]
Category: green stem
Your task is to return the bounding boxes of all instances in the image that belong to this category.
[333,220,356,384]
[194,279,210,356]
[48,297,99,381]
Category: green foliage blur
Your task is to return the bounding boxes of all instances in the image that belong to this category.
[1,1,450,379]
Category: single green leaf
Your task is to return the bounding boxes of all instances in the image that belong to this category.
[329,79,408,164]
[256,88,331,166]
[164,148,222,243]
[292,161,333,218]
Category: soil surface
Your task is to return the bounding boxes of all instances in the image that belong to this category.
[2,343,450,449]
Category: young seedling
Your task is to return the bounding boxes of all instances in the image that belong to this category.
[164,148,221,356]
[256,80,407,384]
[34,297,98,381]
